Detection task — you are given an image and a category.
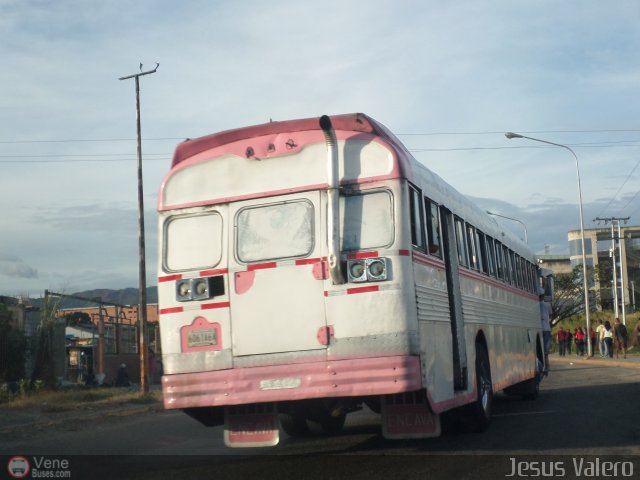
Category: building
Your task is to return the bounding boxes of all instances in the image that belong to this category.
[536,254,572,276]
[568,224,640,312]
[58,304,160,385]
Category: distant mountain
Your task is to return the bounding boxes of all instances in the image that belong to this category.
[29,287,158,309]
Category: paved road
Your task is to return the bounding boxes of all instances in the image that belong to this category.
[3,357,640,479]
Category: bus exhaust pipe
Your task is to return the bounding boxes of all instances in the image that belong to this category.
[320,115,345,285]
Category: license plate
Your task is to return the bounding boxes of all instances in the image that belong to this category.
[188,328,217,347]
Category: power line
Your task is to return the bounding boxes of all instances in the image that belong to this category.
[597,156,640,217]
[0,137,184,144]
[0,157,170,163]
[397,129,640,136]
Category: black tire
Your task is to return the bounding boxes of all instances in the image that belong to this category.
[279,413,309,437]
[460,342,493,432]
[319,411,346,435]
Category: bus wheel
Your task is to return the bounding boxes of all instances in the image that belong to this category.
[279,413,310,437]
[319,411,346,435]
[461,343,493,432]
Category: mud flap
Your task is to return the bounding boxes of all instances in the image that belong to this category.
[223,403,279,448]
[381,391,441,439]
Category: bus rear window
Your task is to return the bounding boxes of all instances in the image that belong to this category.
[164,213,223,272]
[341,190,394,251]
[236,200,314,263]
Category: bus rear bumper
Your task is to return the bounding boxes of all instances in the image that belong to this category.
[162,355,422,410]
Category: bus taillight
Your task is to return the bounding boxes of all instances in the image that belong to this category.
[347,257,389,283]
[175,276,225,302]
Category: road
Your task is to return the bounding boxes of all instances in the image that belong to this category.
[3,357,640,479]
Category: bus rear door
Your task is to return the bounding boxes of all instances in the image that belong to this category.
[228,192,328,357]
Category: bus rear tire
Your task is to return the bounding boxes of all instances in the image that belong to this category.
[460,342,493,433]
[279,413,310,437]
[319,411,346,434]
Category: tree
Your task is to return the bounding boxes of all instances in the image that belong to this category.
[30,295,61,389]
[0,303,27,382]
[64,311,92,327]
[551,265,599,326]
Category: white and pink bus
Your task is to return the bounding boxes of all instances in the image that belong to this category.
[157,113,546,447]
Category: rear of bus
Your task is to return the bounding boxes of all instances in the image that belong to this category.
[157,114,433,447]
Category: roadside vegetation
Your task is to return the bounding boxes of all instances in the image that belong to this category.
[0,384,162,411]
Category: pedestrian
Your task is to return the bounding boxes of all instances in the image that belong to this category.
[575,327,585,356]
[589,327,596,357]
[115,363,131,387]
[565,328,573,355]
[539,288,552,375]
[629,323,640,351]
[603,321,614,358]
[556,327,567,356]
[613,318,628,359]
[148,347,157,384]
[596,319,605,357]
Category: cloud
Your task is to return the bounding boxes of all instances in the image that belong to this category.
[0,254,38,279]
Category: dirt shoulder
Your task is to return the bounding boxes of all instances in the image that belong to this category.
[0,387,163,441]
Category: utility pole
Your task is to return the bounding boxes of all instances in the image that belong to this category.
[594,216,630,325]
[119,63,159,394]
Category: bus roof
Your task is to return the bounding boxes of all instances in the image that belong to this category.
[171,113,406,168]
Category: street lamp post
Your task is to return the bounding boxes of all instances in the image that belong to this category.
[486,210,528,244]
[505,132,592,356]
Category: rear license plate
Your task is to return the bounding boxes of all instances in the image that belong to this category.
[188,328,217,347]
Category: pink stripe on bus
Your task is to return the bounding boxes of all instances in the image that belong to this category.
[295,257,324,266]
[159,274,182,283]
[201,301,231,310]
[347,251,379,260]
[346,285,380,295]
[247,262,278,271]
[160,307,184,315]
[199,267,229,277]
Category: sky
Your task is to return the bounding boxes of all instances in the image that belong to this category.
[1,0,639,297]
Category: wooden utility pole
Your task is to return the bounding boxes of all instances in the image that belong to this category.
[119,63,159,394]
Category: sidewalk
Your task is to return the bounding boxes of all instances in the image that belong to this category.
[552,350,640,369]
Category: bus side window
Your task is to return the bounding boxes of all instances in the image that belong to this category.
[504,246,514,285]
[466,224,479,270]
[454,217,469,267]
[409,186,425,250]
[477,231,488,275]
[495,241,504,280]
[424,197,441,257]
[485,236,497,277]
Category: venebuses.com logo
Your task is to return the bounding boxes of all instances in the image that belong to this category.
[7,456,71,478]
[7,456,30,479]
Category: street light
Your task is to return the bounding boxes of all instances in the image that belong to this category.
[486,210,528,244]
[505,132,592,356]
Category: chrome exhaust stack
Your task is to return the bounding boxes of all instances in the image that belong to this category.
[320,115,345,285]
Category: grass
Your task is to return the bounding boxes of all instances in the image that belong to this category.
[0,387,162,410]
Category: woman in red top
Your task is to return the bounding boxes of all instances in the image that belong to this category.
[575,328,585,356]
[556,327,567,356]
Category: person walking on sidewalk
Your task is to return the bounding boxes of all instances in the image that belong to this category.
[613,318,628,359]
[575,327,585,356]
[539,288,552,374]
[596,319,606,357]
[603,321,614,358]
[556,326,567,356]
[565,328,573,355]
